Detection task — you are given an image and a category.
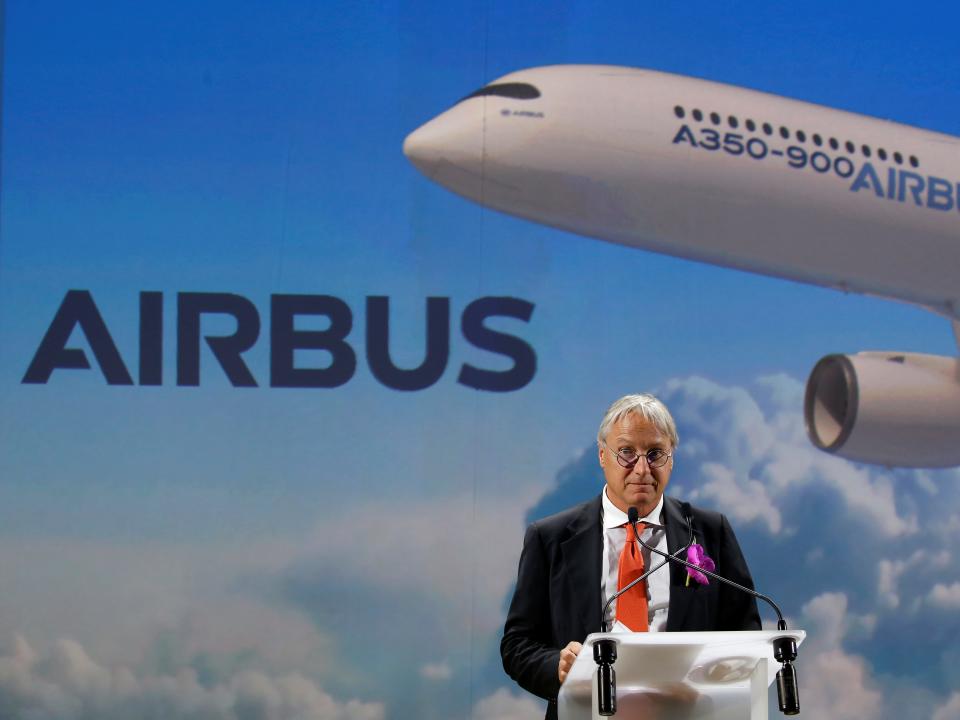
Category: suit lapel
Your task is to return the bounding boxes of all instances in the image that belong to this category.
[663,496,691,587]
[560,495,603,637]
[664,496,694,630]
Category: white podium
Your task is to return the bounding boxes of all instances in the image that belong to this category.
[558,630,805,720]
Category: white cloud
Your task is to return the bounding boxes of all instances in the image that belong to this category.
[877,551,920,611]
[913,471,940,496]
[756,436,917,537]
[0,539,329,675]
[0,485,545,718]
[660,375,919,538]
[944,515,960,533]
[694,462,781,533]
[472,688,542,720]
[801,592,849,645]
[5,373,959,720]
[791,593,884,719]
[0,634,384,720]
[800,592,877,645]
[933,692,960,720]
[876,560,902,610]
[797,649,884,720]
[876,550,950,611]
[928,582,960,610]
[419,662,452,681]
[294,489,544,635]
[807,459,916,538]
[661,376,776,464]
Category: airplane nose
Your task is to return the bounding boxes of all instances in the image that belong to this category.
[403,105,485,187]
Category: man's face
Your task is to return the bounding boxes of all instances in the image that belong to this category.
[599,412,674,515]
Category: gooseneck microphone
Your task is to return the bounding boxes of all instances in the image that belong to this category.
[600,518,694,633]
[627,507,800,716]
[594,511,694,716]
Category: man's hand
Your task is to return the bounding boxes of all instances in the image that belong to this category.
[558,641,583,683]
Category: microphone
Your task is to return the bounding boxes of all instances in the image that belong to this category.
[627,507,800,715]
[594,509,694,716]
[600,516,693,633]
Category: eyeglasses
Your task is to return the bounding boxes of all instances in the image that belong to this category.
[603,442,672,469]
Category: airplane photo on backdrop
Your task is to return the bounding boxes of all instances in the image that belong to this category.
[404,65,960,468]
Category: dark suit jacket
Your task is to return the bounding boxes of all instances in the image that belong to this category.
[500,494,761,720]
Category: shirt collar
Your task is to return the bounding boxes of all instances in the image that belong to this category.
[601,487,665,529]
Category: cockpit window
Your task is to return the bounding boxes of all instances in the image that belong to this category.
[460,82,541,102]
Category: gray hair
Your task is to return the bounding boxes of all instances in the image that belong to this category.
[597,393,679,448]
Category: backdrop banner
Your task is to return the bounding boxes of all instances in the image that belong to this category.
[2,3,959,719]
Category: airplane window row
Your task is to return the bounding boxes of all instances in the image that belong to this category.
[673,105,920,168]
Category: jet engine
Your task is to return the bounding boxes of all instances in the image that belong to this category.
[805,352,960,467]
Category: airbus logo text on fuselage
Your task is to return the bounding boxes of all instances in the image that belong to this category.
[673,124,960,213]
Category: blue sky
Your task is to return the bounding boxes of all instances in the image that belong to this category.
[2,1,960,719]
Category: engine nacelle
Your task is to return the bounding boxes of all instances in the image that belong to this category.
[804,352,960,467]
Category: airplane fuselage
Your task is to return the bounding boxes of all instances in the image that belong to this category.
[405,65,960,318]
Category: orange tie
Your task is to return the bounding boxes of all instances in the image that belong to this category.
[616,522,649,632]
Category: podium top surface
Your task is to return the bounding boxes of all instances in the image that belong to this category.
[564,630,806,690]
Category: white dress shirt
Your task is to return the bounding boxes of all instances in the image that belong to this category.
[600,488,670,632]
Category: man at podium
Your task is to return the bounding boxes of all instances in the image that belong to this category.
[501,393,762,720]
